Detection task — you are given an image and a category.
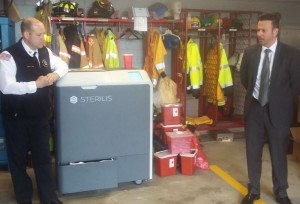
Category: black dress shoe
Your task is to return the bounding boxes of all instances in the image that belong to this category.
[276,196,292,204]
[241,193,260,204]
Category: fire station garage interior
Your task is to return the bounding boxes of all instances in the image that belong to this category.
[1,0,300,204]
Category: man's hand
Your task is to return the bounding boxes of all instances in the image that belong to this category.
[35,75,53,88]
[46,73,60,83]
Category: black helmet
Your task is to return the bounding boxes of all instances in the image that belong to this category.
[87,0,115,18]
[52,1,78,17]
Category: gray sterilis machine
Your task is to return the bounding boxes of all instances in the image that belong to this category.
[55,69,153,194]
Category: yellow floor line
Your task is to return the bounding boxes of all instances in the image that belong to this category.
[210,165,266,204]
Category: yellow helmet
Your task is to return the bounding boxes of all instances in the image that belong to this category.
[191,16,201,28]
[52,1,78,17]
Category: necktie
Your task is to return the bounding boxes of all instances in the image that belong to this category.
[33,51,40,68]
[258,49,271,106]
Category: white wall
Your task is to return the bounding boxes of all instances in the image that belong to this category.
[11,0,300,66]
[12,0,300,39]
[281,26,300,49]
[13,0,300,24]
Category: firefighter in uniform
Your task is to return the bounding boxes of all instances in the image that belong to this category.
[0,17,68,204]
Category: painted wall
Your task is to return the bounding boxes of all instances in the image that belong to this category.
[10,0,300,61]
[12,0,300,41]
[13,0,300,24]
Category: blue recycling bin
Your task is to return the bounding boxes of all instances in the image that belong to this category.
[0,17,15,51]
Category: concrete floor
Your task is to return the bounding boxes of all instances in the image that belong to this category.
[0,135,300,204]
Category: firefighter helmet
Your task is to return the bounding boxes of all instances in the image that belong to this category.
[52,1,79,17]
[191,16,201,28]
[87,0,115,18]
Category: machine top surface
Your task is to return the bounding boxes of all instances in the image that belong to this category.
[56,69,152,87]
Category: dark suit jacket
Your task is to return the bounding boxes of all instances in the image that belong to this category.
[240,41,300,127]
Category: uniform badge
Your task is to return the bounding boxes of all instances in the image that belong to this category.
[0,53,12,61]
[41,59,49,68]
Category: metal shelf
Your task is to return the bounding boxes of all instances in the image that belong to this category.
[50,17,183,24]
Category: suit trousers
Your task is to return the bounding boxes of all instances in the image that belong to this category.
[245,98,290,197]
[3,117,57,203]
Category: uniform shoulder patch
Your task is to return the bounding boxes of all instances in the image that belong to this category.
[0,52,12,61]
[41,59,49,68]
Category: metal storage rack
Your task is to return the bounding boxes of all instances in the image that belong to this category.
[178,9,262,130]
[50,17,184,61]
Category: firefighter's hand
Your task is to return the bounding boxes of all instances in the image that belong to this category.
[46,73,60,83]
[35,76,53,88]
[160,71,167,78]
[192,88,200,99]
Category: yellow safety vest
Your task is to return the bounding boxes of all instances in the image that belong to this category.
[217,43,233,105]
[104,30,120,68]
[186,38,203,90]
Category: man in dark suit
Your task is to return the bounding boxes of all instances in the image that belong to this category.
[240,12,300,204]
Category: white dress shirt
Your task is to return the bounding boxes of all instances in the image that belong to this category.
[0,39,68,95]
[253,40,277,99]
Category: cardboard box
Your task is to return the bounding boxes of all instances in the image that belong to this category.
[162,103,182,125]
[166,130,194,154]
[161,123,185,146]
[154,150,178,177]
[180,149,197,176]
[290,127,300,163]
